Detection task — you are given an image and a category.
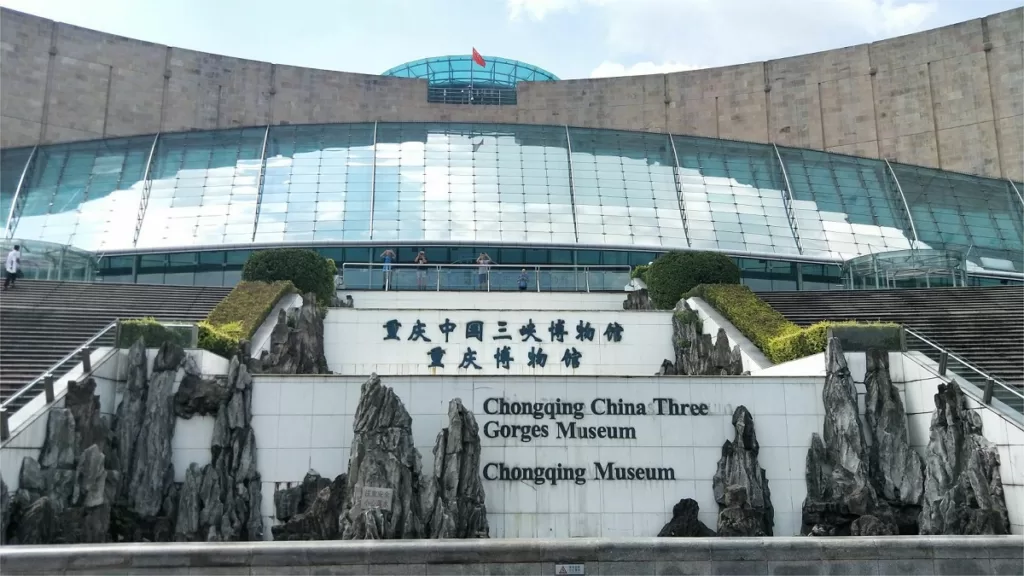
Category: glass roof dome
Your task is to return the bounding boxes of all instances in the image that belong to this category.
[382,55,559,89]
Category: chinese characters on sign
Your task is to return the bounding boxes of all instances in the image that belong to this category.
[381,318,626,371]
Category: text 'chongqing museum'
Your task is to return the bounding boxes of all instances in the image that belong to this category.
[1,7,1021,293]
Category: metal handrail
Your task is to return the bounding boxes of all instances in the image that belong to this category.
[0,320,119,411]
[339,262,631,293]
[903,326,1023,404]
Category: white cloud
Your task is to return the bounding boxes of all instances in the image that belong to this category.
[506,0,585,20]
[589,60,703,78]
[507,0,940,71]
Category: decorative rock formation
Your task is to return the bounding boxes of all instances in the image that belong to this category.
[115,339,149,500]
[863,349,924,532]
[188,356,262,541]
[919,382,1009,535]
[252,293,328,375]
[801,337,897,535]
[128,342,183,517]
[850,514,896,536]
[421,399,489,539]
[657,498,716,537]
[174,355,229,418]
[5,379,117,544]
[340,375,425,539]
[0,479,9,543]
[713,406,773,536]
[274,470,330,524]
[5,336,266,544]
[665,302,743,376]
[623,286,654,310]
[272,471,349,540]
[39,408,76,469]
[657,359,677,376]
[717,486,767,537]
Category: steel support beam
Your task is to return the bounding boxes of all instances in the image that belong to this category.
[132,133,162,247]
[1009,179,1024,209]
[564,125,580,242]
[250,124,272,242]
[884,159,919,245]
[5,145,38,239]
[368,121,379,240]
[772,142,804,255]
[667,134,691,247]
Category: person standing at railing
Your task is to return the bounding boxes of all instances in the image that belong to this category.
[415,250,429,290]
[3,244,21,291]
[380,249,396,290]
[476,252,493,290]
[518,268,529,291]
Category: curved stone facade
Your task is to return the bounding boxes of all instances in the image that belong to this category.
[0,7,1021,181]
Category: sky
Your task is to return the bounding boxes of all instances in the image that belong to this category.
[1,0,1020,79]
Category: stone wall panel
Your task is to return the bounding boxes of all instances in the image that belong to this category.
[937,122,1001,178]
[0,10,51,132]
[0,5,1020,181]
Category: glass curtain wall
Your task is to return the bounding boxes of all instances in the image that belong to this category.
[11,137,151,252]
[673,137,797,255]
[890,164,1023,273]
[2,122,1021,281]
[570,129,685,248]
[370,124,575,245]
[776,148,913,259]
[136,128,264,249]
[256,124,375,243]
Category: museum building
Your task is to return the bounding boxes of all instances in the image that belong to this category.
[0,6,1022,293]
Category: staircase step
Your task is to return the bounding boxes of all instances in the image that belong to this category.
[0,279,231,410]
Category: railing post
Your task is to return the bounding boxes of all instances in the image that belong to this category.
[585,268,591,293]
[938,351,948,376]
[535,267,540,292]
[983,378,994,404]
[0,409,8,441]
[81,347,93,373]
[436,266,440,291]
[44,375,55,403]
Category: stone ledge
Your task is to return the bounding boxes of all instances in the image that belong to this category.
[0,537,1019,574]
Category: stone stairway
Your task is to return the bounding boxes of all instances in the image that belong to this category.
[758,286,1024,411]
[0,280,232,408]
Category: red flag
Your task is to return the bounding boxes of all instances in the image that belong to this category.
[472,48,486,68]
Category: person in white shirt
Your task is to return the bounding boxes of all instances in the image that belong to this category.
[4,244,20,291]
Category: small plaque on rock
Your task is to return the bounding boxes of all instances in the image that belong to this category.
[358,486,393,511]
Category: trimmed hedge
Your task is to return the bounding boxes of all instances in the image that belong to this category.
[686,284,898,364]
[198,321,245,359]
[198,280,295,358]
[206,281,295,339]
[118,281,293,358]
[646,251,741,309]
[242,248,335,305]
[117,318,195,348]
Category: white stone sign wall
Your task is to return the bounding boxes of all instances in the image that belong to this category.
[251,374,826,539]
[325,309,673,376]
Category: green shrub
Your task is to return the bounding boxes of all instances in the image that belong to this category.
[197,321,243,359]
[645,251,741,309]
[242,249,335,305]
[206,281,295,339]
[117,318,195,348]
[687,284,898,364]
[630,264,650,283]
